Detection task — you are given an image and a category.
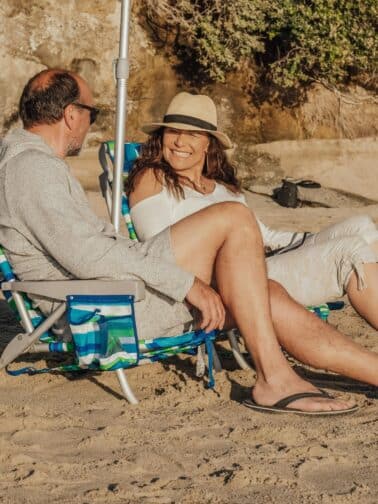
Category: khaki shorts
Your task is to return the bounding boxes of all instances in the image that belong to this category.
[132,227,195,340]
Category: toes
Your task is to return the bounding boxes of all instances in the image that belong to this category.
[290,397,355,412]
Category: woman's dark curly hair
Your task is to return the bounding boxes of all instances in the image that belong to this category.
[125,128,241,199]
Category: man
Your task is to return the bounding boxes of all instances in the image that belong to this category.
[0,69,375,415]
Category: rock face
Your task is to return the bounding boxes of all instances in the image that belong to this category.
[1,0,377,151]
[0,0,183,146]
[1,0,123,143]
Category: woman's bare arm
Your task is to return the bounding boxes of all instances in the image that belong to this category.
[128,169,163,208]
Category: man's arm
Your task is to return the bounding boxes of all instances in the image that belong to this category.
[11,153,194,302]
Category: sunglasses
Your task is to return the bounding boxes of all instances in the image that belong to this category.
[72,102,100,125]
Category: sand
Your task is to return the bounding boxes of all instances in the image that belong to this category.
[0,149,377,504]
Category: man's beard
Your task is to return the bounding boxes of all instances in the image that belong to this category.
[66,140,82,157]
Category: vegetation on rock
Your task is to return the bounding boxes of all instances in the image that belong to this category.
[141,0,377,101]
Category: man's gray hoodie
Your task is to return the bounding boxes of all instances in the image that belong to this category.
[0,129,194,313]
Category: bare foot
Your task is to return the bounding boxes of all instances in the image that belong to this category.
[252,373,356,413]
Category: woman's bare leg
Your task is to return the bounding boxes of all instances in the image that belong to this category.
[268,281,378,386]
[346,264,378,329]
[171,202,355,412]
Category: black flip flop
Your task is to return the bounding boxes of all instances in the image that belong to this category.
[243,390,358,416]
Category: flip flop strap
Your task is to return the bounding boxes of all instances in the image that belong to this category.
[274,390,331,408]
[295,179,321,188]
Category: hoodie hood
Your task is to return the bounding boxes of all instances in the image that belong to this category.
[0,128,55,170]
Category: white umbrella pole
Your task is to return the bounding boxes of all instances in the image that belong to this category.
[112,0,132,232]
[113,0,139,405]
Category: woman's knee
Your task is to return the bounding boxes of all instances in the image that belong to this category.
[217,201,252,219]
[172,202,247,238]
[268,279,291,301]
[210,202,257,233]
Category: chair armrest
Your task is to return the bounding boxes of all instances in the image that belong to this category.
[1,279,145,302]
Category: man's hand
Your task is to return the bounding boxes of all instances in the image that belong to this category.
[185,277,225,333]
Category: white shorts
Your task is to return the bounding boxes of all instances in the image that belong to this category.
[267,215,378,305]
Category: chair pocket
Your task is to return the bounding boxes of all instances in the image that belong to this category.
[67,294,139,371]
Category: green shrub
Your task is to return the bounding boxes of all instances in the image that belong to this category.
[142,0,377,96]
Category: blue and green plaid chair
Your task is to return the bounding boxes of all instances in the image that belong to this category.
[0,245,217,404]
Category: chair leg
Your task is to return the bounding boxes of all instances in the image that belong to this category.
[211,343,223,372]
[196,342,222,377]
[0,301,67,369]
[227,329,251,370]
[116,368,138,404]
[196,344,206,377]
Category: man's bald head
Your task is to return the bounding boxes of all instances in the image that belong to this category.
[19,69,81,129]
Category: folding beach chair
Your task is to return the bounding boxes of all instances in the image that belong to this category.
[0,245,217,404]
[99,140,253,371]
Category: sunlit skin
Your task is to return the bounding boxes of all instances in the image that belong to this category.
[65,75,95,156]
[162,127,210,185]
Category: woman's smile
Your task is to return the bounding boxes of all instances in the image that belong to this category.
[170,149,192,158]
[163,127,209,173]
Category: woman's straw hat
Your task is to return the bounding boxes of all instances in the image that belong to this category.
[141,92,233,150]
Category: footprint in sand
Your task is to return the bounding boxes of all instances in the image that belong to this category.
[296,456,371,496]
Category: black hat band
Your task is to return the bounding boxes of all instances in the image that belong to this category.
[163,114,217,131]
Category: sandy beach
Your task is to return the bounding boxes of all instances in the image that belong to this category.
[0,150,377,504]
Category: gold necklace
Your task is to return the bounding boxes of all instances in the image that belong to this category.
[189,176,207,192]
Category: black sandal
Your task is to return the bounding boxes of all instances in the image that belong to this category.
[243,389,358,416]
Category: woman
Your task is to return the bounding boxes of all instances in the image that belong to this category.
[123,91,378,409]
[126,92,378,330]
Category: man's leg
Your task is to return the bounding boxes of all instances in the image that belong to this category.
[303,215,378,329]
[171,202,355,412]
[269,281,378,386]
[346,264,378,330]
[371,242,378,255]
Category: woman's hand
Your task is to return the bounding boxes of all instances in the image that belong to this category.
[185,277,225,333]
